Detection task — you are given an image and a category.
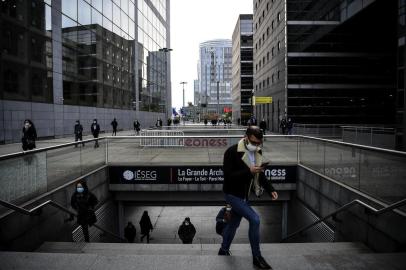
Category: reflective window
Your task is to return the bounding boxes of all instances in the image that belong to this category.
[92,0,103,12]
[103,0,112,20]
[62,0,77,20]
[92,8,102,26]
[78,0,91,26]
[113,3,120,27]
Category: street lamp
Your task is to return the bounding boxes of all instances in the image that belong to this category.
[180,81,187,125]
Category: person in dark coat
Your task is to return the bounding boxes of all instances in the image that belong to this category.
[139,211,153,243]
[219,126,278,269]
[111,118,118,136]
[124,221,137,243]
[167,118,172,126]
[178,217,196,244]
[280,118,287,135]
[204,119,208,126]
[70,180,98,242]
[134,120,141,135]
[91,119,100,148]
[22,119,37,151]
[259,119,267,135]
[155,118,163,128]
[287,118,293,135]
[74,120,84,147]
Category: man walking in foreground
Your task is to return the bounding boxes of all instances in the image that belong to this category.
[219,126,278,269]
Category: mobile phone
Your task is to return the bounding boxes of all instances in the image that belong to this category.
[261,161,270,168]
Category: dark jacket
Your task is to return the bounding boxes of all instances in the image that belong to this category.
[259,120,267,131]
[91,123,100,137]
[139,214,153,234]
[71,191,98,226]
[134,121,140,131]
[178,222,196,243]
[22,123,37,150]
[223,143,275,200]
[111,120,118,129]
[74,123,83,135]
[124,224,137,242]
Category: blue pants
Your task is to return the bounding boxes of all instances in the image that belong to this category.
[221,193,261,257]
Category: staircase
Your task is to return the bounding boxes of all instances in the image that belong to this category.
[0,242,405,269]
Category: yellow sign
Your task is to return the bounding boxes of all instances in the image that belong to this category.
[254,96,273,105]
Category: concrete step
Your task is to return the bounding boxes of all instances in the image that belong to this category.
[37,242,370,256]
[1,251,405,270]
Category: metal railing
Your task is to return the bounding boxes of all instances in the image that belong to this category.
[281,198,406,242]
[0,198,126,242]
[1,134,405,205]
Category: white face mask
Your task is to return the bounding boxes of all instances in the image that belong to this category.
[24,123,30,128]
[246,143,259,152]
[185,222,190,225]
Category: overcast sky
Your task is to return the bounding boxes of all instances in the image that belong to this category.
[170,0,253,110]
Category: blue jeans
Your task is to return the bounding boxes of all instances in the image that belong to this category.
[221,193,261,257]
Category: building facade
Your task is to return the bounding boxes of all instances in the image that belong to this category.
[253,0,398,136]
[0,0,171,143]
[196,39,232,119]
[232,14,254,125]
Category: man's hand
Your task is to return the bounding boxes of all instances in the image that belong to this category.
[271,191,278,200]
[250,166,264,174]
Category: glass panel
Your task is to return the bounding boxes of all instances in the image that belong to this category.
[359,149,406,204]
[78,0,91,26]
[92,7,103,26]
[81,139,107,173]
[113,3,120,27]
[62,0,77,20]
[92,0,103,12]
[46,147,82,190]
[323,143,360,189]
[0,153,47,205]
[299,138,325,172]
[103,0,112,20]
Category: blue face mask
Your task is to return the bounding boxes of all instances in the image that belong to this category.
[77,187,84,193]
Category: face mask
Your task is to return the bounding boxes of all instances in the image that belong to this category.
[246,143,258,152]
[77,187,84,193]
[185,222,190,225]
[24,123,29,128]
[93,121,96,124]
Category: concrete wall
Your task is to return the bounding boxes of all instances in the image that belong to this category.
[0,100,165,143]
[297,165,406,252]
[0,167,113,251]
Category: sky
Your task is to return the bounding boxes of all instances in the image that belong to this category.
[170,0,253,110]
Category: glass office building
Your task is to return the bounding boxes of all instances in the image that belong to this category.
[253,0,398,134]
[0,0,171,142]
[195,39,232,118]
[232,14,253,125]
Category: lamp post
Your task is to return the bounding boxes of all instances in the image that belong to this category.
[159,48,172,118]
[180,81,187,125]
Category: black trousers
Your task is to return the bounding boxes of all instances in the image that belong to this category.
[81,224,90,242]
[140,233,150,243]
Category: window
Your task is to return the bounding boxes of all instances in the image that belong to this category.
[267,77,269,86]
[277,70,280,80]
[271,20,274,29]
[271,47,274,56]
[278,12,281,22]
[278,41,281,51]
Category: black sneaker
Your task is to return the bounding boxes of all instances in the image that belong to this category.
[253,256,272,269]
[218,248,231,256]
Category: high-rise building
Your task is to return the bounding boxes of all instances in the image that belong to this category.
[0,0,171,143]
[253,0,398,135]
[398,0,406,150]
[196,39,232,118]
[232,14,253,126]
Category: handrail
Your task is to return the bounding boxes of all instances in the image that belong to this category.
[0,137,105,161]
[281,198,406,242]
[1,134,405,161]
[0,199,126,243]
